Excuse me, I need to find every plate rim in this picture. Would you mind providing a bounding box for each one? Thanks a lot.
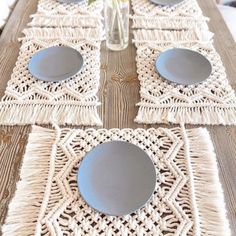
[77,140,157,216]
[149,0,184,6]
[155,47,212,85]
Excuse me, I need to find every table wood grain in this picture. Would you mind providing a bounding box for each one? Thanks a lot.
[0,0,236,234]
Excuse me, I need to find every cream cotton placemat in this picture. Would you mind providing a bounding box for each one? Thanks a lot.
[29,0,104,28]
[0,27,103,126]
[35,0,103,15]
[131,0,203,17]
[2,125,230,235]
[131,0,209,30]
[132,29,236,125]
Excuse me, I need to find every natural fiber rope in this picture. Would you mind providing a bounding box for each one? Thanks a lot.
[131,0,236,124]
[130,0,209,30]
[29,0,104,27]
[2,125,230,235]
[0,0,104,126]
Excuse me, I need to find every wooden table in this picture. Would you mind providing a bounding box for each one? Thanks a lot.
[0,0,236,234]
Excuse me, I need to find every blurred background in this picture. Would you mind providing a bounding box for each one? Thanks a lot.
[217,0,236,41]
[0,0,235,41]
[0,0,17,31]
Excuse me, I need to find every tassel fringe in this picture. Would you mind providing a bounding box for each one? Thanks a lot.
[2,126,57,236]
[131,15,209,30]
[183,126,231,235]
[133,28,214,43]
[21,27,103,41]
[0,102,102,126]
[135,105,236,125]
[28,14,103,28]
[1,126,231,235]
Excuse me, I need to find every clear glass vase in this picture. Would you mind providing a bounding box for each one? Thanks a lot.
[104,0,129,51]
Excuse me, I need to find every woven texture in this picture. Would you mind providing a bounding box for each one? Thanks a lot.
[36,0,103,15]
[2,125,230,235]
[29,0,103,27]
[29,14,103,28]
[131,0,208,29]
[131,13,236,125]
[133,29,236,125]
[0,28,103,125]
[131,0,236,124]
[131,0,203,17]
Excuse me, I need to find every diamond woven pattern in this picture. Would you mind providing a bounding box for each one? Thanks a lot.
[0,28,103,125]
[40,127,194,235]
[3,39,99,102]
[36,0,103,15]
[2,125,230,235]
[131,0,202,17]
[132,29,236,125]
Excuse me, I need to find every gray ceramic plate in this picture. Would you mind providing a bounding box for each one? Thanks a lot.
[150,0,184,6]
[28,46,83,82]
[77,141,156,216]
[156,48,212,85]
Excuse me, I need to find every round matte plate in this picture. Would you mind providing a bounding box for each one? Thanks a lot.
[156,48,212,85]
[150,0,184,6]
[28,46,83,82]
[77,141,156,216]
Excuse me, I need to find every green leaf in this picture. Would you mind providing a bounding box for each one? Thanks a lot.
[88,0,96,5]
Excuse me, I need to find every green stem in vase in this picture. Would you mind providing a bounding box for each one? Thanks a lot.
[88,0,96,4]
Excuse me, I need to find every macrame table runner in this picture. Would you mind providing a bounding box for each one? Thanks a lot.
[2,125,230,235]
[0,27,103,126]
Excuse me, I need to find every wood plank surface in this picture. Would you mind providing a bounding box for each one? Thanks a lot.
[197,1,236,234]
[0,0,236,235]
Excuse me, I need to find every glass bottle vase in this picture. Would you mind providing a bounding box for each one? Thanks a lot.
[104,0,129,51]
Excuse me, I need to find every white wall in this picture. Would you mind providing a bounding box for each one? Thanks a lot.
[217,2,236,41]
[0,0,17,29]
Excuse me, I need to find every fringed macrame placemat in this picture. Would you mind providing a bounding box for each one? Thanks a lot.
[133,29,236,125]
[36,0,103,15]
[2,125,230,235]
[131,0,209,30]
[29,0,104,28]
[131,0,203,17]
[0,27,103,126]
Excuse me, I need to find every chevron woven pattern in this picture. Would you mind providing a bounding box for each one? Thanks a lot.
[2,125,230,235]
[0,27,103,125]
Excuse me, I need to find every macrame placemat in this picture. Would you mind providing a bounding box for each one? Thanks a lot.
[131,0,208,30]
[132,29,236,125]
[29,0,104,28]
[131,0,203,17]
[0,27,103,126]
[2,125,230,235]
[36,0,103,15]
